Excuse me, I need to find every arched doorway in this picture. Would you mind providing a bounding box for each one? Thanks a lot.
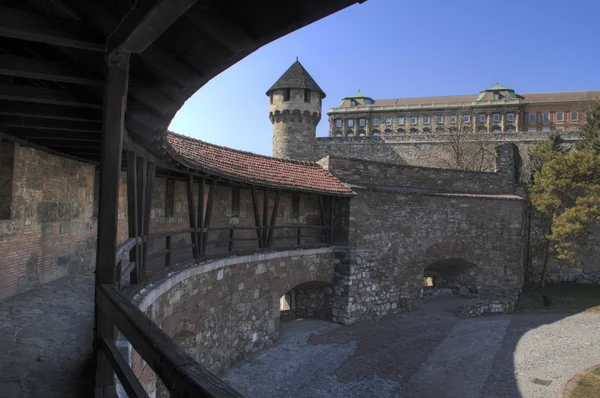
[423,259,478,299]
[279,281,334,321]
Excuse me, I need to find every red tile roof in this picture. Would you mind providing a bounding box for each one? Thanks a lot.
[166,132,354,196]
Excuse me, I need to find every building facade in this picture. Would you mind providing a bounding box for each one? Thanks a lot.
[327,86,600,137]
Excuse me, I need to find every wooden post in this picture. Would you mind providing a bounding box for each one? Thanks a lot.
[330,196,335,243]
[228,228,234,252]
[297,227,301,247]
[202,179,216,255]
[196,176,205,257]
[126,151,139,284]
[165,235,172,268]
[142,162,155,278]
[94,51,129,396]
[266,190,280,247]
[251,187,262,248]
[318,195,329,244]
[135,156,147,283]
[262,189,269,247]
[186,174,198,258]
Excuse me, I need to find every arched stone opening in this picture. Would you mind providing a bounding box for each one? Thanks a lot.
[423,259,478,300]
[279,281,334,322]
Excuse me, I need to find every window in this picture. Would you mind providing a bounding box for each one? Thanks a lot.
[385,118,392,126]
[410,117,417,125]
[493,92,500,100]
[528,128,537,132]
[165,179,175,217]
[423,116,430,125]
[335,119,342,128]
[291,194,300,220]
[557,112,564,122]
[449,115,457,123]
[270,94,273,105]
[398,117,405,125]
[507,113,515,122]
[463,115,470,123]
[493,114,500,122]
[231,187,240,217]
[283,88,290,102]
[359,118,366,127]
[542,127,551,132]
[479,114,487,123]
[571,111,579,121]
[542,112,550,122]
[372,118,380,127]
[304,89,311,103]
[529,113,536,122]
[436,115,443,124]
[348,119,354,127]
[350,100,358,107]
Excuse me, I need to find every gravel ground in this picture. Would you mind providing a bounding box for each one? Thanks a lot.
[223,298,600,398]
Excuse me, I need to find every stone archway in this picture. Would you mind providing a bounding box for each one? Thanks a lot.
[423,259,478,300]
[279,281,334,321]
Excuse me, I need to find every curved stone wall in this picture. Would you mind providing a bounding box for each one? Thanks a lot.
[125,247,337,395]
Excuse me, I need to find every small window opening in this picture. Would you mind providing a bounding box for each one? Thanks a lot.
[291,193,300,220]
[283,88,291,102]
[165,179,175,218]
[232,187,240,217]
[304,89,311,103]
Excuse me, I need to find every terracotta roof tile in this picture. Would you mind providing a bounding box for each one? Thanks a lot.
[166,132,354,196]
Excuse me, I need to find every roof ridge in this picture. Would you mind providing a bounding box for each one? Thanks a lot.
[166,131,322,168]
[372,89,600,102]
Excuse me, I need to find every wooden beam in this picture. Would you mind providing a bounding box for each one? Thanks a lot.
[6,130,100,141]
[318,195,329,244]
[250,187,263,248]
[196,177,205,257]
[126,151,140,285]
[0,83,102,109]
[0,54,103,86]
[107,0,198,54]
[0,101,102,122]
[135,156,147,283]
[94,52,129,395]
[262,189,269,247]
[142,162,156,278]
[330,197,335,243]
[186,174,198,258]
[267,191,281,247]
[0,116,101,132]
[202,180,216,255]
[97,284,243,397]
[0,7,105,51]
[99,338,150,398]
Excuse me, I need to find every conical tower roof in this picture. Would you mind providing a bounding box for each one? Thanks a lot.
[266,60,326,98]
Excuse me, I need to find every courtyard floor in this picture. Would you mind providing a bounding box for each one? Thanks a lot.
[223,298,600,398]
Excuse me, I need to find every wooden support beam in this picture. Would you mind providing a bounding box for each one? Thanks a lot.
[0,54,103,86]
[262,189,269,247]
[142,162,156,279]
[0,101,102,122]
[202,180,216,255]
[266,191,281,247]
[165,236,172,268]
[126,151,140,285]
[107,0,198,55]
[94,52,129,395]
[0,116,101,133]
[251,187,263,249]
[196,177,205,257]
[135,156,147,284]
[99,338,150,398]
[0,7,105,51]
[186,174,198,258]
[0,82,102,109]
[330,197,335,244]
[318,195,330,244]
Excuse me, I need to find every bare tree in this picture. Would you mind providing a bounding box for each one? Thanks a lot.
[436,106,497,171]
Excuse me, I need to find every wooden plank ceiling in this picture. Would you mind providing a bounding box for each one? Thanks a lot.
[0,0,364,164]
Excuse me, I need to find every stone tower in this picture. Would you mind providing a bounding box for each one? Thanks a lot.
[267,60,325,161]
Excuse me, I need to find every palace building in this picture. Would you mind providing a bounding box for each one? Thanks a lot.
[327,86,600,137]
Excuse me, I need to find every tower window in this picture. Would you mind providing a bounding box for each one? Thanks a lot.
[350,100,358,107]
[304,89,311,103]
[283,88,291,102]
[270,94,273,105]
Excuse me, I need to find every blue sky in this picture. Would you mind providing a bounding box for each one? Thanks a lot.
[169,0,600,156]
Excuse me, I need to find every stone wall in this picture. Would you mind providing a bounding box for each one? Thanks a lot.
[127,248,338,396]
[315,131,579,171]
[0,145,98,300]
[319,143,517,195]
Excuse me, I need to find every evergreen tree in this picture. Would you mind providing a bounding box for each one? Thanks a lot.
[576,101,600,154]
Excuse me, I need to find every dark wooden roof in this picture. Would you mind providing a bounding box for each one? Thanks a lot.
[0,0,364,163]
[266,60,326,98]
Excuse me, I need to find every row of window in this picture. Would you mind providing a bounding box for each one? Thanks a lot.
[334,113,517,128]
[335,110,582,128]
[334,126,517,137]
[528,111,578,123]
